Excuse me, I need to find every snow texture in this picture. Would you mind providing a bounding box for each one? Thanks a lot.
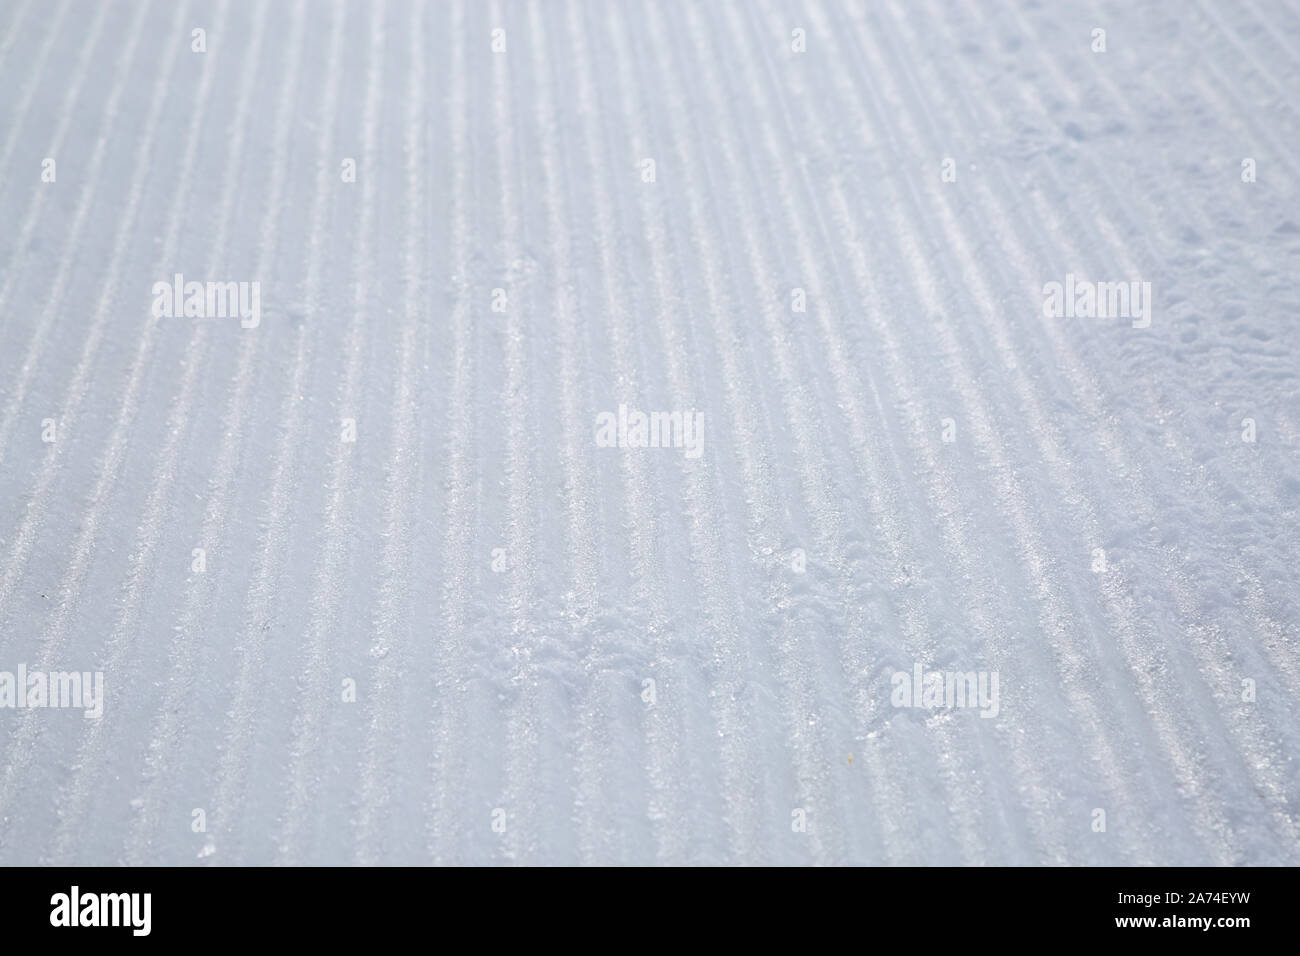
[0,0,1298,866]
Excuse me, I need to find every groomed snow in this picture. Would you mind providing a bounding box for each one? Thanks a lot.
[0,0,1297,865]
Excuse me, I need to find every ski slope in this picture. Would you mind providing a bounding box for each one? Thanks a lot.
[0,0,1298,866]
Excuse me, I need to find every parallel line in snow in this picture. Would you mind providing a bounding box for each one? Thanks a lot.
[733,0,1016,864]
[0,0,115,463]
[1232,564,1300,696]
[525,0,599,617]
[641,0,827,862]
[872,0,1250,861]
[204,0,333,861]
[0,0,38,86]
[1099,1,1300,478]
[0,0,72,223]
[25,0,237,862]
[876,0,1195,863]
[635,0,793,862]
[564,0,679,864]
[493,0,541,865]
[785,0,1060,863]
[977,0,1299,857]
[1242,0,1300,65]
[277,0,386,865]
[683,0,905,865]
[741,7,967,861]
[1192,0,1300,127]
[524,0,621,863]
[111,0,277,866]
[815,0,1149,863]
[814,2,1090,863]
[427,0,474,865]
[1020,0,1299,523]
[0,0,177,642]
[355,0,427,866]
[911,0,1283,859]
[1183,57,1300,187]
[605,1,744,863]
[0,0,192,852]
[493,0,533,646]
[0,0,156,622]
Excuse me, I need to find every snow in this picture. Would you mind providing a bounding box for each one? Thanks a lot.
[0,0,1297,865]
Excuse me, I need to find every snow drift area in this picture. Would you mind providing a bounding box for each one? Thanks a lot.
[0,0,1297,866]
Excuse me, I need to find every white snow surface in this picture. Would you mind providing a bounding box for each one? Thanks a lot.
[1,0,1298,866]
